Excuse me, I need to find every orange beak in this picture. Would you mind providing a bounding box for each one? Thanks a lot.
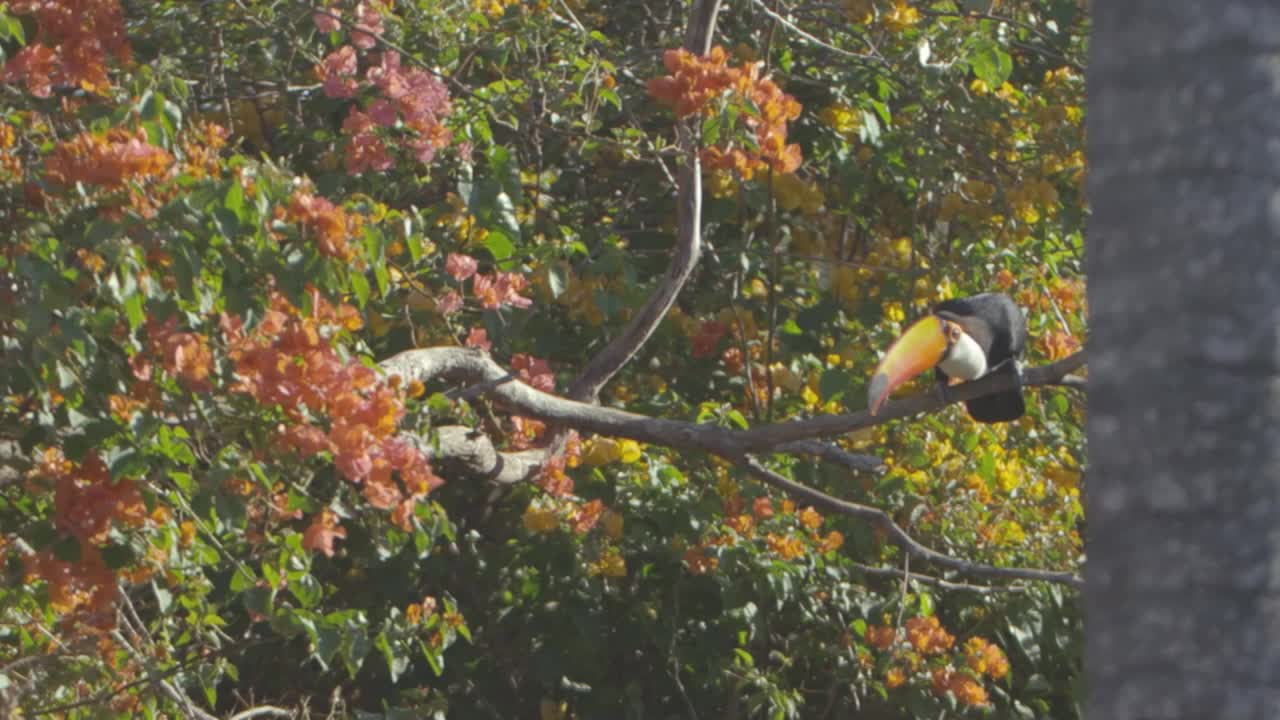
[867,315,948,414]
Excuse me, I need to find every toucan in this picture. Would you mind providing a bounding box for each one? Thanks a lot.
[867,292,1027,423]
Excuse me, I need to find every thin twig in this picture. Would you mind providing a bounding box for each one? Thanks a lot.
[852,563,1028,594]
[740,457,1082,588]
[565,0,724,402]
[751,0,884,63]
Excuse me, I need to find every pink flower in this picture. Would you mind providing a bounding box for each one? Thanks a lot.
[408,136,441,165]
[465,327,491,351]
[336,449,374,482]
[344,132,392,175]
[313,5,341,33]
[368,98,397,127]
[367,51,406,99]
[317,46,359,99]
[512,354,554,392]
[436,291,463,316]
[398,69,451,126]
[473,272,533,310]
[445,253,478,281]
[352,1,385,49]
[342,110,391,175]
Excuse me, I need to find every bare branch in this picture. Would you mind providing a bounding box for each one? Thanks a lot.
[851,563,1029,594]
[1050,374,1087,390]
[777,439,884,473]
[408,425,546,485]
[383,347,1087,457]
[750,0,884,63]
[566,0,723,402]
[383,348,1086,587]
[229,707,295,720]
[740,457,1083,588]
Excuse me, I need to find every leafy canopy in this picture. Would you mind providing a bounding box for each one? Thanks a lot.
[0,0,1086,718]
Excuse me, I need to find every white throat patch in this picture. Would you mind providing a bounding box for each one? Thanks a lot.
[938,330,987,381]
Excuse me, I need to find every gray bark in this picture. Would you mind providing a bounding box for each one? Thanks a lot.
[1087,2,1280,717]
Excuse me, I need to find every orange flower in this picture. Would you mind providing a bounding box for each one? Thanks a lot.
[683,547,719,574]
[45,128,172,188]
[726,513,755,537]
[798,506,823,530]
[865,624,896,650]
[752,497,774,520]
[931,669,990,707]
[905,616,954,655]
[647,45,804,177]
[885,666,907,688]
[284,191,359,261]
[691,321,727,359]
[571,500,605,535]
[302,509,347,557]
[816,530,844,553]
[4,0,130,97]
[965,637,1010,679]
[765,532,806,560]
[1040,329,1080,360]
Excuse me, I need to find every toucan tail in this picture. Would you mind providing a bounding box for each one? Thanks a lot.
[964,390,1025,424]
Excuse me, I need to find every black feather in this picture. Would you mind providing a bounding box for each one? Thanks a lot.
[930,293,1027,424]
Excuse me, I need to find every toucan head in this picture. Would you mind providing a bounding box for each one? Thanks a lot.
[867,313,983,415]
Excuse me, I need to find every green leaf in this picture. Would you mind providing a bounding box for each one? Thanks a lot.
[100,542,137,569]
[1,13,26,44]
[230,567,256,593]
[109,449,149,480]
[349,271,370,308]
[483,229,516,264]
[970,41,1013,87]
[123,291,145,330]
[818,368,853,402]
[918,592,934,617]
[224,178,245,221]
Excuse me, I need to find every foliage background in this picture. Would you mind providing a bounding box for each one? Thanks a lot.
[0,0,1086,717]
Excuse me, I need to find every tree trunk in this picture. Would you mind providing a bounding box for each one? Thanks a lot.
[1087,2,1280,717]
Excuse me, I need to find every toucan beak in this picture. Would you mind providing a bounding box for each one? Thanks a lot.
[868,315,948,414]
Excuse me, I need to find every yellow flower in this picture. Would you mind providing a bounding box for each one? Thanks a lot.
[582,437,622,466]
[883,0,920,32]
[523,505,559,534]
[818,104,863,139]
[618,439,643,464]
[589,548,627,577]
[706,168,737,199]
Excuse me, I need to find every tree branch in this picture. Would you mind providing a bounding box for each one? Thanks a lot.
[777,439,884,473]
[741,457,1083,588]
[383,348,1086,458]
[851,562,1029,595]
[408,425,546,485]
[566,0,723,402]
[383,349,1086,587]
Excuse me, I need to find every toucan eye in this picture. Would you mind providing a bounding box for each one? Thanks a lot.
[947,323,962,341]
